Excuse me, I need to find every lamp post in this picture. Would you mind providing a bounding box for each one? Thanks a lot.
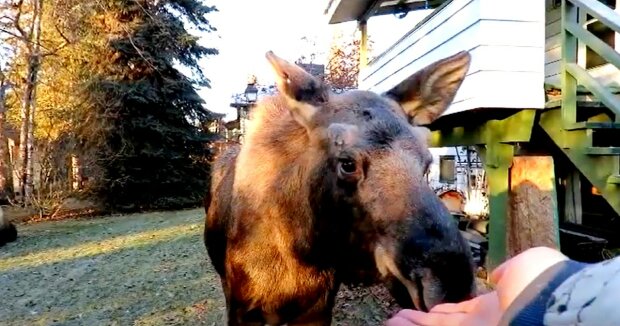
[244,75,259,103]
[237,75,258,143]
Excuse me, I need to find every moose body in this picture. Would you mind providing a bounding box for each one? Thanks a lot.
[205,51,477,325]
[0,211,17,247]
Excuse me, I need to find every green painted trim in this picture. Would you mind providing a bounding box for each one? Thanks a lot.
[566,122,620,130]
[429,110,536,148]
[568,0,620,33]
[565,21,620,70]
[562,0,579,127]
[585,147,620,155]
[540,109,620,216]
[478,144,514,270]
[566,63,620,117]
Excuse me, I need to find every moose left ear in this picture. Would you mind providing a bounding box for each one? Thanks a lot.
[384,51,471,126]
[265,51,329,130]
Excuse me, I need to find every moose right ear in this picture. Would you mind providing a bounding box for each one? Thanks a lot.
[266,51,329,130]
[383,51,471,126]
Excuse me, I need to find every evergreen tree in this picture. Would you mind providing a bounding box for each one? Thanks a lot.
[77,0,219,211]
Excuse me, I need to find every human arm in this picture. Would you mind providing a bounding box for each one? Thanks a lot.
[385,247,587,326]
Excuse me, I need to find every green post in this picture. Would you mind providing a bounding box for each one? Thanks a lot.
[561,0,579,128]
[479,143,514,271]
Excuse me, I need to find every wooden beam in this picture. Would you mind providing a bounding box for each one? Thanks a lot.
[429,110,536,148]
[507,156,561,258]
[358,20,369,70]
[540,109,620,216]
[566,63,620,118]
[568,0,620,33]
[372,0,449,17]
[359,0,383,23]
[566,21,620,70]
[478,143,514,271]
[564,170,583,224]
[562,0,579,127]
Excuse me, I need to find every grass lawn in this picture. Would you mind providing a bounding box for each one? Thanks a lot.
[0,208,398,325]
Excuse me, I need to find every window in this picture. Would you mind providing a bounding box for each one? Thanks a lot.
[439,155,456,184]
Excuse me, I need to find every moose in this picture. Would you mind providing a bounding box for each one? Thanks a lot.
[204,50,477,325]
[0,209,17,247]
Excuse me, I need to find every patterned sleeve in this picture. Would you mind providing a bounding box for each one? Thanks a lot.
[499,260,589,325]
[544,255,620,325]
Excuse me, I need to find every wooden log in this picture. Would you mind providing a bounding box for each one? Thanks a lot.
[507,156,561,258]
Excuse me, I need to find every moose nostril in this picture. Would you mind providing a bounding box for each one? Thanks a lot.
[361,110,372,120]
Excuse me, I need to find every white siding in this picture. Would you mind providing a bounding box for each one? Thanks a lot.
[545,2,562,86]
[359,0,546,116]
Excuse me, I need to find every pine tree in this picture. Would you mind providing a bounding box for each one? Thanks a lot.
[77,0,219,211]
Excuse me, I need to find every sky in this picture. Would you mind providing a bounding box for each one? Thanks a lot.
[196,0,433,121]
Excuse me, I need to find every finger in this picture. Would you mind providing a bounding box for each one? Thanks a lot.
[429,303,465,314]
[385,315,421,326]
[430,293,497,314]
[392,309,467,326]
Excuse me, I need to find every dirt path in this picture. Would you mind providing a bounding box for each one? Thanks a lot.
[0,208,397,325]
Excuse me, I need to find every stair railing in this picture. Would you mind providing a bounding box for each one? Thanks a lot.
[562,0,620,127]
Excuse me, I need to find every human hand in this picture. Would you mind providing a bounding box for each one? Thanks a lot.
[385,292,501,326]
[384,246,570,326]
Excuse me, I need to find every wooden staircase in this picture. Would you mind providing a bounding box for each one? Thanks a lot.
[540,108,620,215]
[539,0,620,216]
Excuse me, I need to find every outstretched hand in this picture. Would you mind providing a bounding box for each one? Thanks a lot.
[385,246,569,326]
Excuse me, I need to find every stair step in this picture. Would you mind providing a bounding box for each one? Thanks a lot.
[566,122,620,130]
[585,147,620,155]
[609,175,620,184]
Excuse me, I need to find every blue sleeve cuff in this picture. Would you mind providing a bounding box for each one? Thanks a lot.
[500,260,589,326]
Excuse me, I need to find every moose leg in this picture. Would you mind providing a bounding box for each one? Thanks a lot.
[287,308,333,326]
[226,305,265,326]
[288,316,332,326]
[288,288,337,326]
[225,295,265,326]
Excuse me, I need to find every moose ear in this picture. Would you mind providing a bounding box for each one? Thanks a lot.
[384,51,471,126]
[266,51,329,130]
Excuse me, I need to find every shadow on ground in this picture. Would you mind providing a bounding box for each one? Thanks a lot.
[0,208,397,325]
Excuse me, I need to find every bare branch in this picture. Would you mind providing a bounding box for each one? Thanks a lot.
[1,26,59,54]
[40,23,74,57]
[54,23,72,44]
[12,0,29,42]
[0,26,26,41]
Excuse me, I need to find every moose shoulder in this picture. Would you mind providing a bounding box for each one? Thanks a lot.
[204,50,476,326]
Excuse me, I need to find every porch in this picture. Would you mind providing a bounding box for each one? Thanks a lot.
[324,0,620,268]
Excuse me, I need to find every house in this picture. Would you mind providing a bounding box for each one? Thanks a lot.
[324,0,620,267]
[228,65,325,142]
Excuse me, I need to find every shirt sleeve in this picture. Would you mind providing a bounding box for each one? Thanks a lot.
[543,255,620,325]
[498,259,589,326]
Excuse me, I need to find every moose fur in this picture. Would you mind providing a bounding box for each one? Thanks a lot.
[0,209,17,247]
[204,50,476,325]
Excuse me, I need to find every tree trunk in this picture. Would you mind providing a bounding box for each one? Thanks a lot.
[25,84,37,198]
[18,0,43,202]
[71,154,82,190]
[0,80,12,201]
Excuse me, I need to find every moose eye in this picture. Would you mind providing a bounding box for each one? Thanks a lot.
[338,158,357,175]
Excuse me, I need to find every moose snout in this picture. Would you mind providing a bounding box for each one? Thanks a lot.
[390,195,476,311]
